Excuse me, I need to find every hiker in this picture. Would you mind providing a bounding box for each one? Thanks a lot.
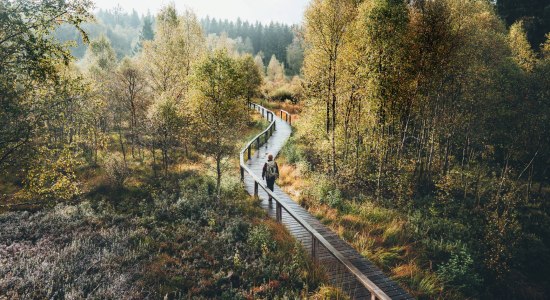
[262,154,279,200]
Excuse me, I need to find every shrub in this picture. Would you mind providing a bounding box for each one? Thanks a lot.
[269,87,294,102]
[23,146,81,202]
[281,136,303,164]
[248,224,275,254]
[437,246,483,295]
[314,177,343,209]
[103,153,130,188]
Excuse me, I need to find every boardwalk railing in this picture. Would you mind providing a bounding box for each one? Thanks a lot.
[280,109,292,125]
[240,103,391,300]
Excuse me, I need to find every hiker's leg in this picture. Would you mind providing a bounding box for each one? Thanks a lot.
[267,179,275,200]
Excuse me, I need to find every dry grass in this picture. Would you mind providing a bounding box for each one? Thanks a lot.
[278,164,296,186]
[392,261,421,279]
[260,100,303,124]
[275,149,447,298]
[310,285,351,300]
[264,218,293,246]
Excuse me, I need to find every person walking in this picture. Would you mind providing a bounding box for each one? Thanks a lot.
[262,154,279,200]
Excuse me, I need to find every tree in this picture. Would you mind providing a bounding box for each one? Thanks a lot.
[286,36,304,75]
[303,0,358,176]
[141,15,155,40]
[141,5,204,100]
[496,0,550,50]
[139,6,204,166]
[191,50,248,198]
[254,53,266,76]
[0,0,91,172]
[238,54,263,103]
[147,96,184,176]
[114,58,147,159]
[509,21,537,72]
[267,54,285,82]
[133,14,155,54]
[81,35,117,77]
[81,36,126,162]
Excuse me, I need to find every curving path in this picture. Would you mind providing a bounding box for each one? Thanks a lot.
[241,105,413,300]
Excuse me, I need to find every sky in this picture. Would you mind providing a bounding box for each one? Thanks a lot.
[92,0,310,25]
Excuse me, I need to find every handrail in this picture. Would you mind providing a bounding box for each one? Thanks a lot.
[280,109,292,125]
[240,103,391,300]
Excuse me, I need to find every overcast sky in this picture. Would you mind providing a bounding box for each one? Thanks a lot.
[92,0,310,25]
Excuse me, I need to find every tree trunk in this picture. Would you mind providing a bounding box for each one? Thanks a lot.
[216,154,222,200]
[151,142,157,177]
[118,128,127,166]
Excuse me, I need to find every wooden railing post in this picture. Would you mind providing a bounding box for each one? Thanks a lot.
[289,115,292,125]
[247,146,251,160]
[256,138,260,150]
[240,166,244,181]
[276,202,282,222]
[254,181,259,198]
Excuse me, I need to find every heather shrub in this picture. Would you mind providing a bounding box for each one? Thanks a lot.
[1,173,324,298]
[103,153,130,188]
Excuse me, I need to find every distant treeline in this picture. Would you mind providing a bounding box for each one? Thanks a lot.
[53,9,301,74]
[201,17,297,69]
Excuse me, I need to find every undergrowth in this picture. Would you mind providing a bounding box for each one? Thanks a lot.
[0,171,327,299]
[277,135,476,300]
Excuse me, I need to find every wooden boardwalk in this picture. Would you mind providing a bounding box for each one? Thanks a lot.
[241,106,413,300]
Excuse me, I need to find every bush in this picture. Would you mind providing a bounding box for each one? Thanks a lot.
[23,146,81,202]
[310,286,350,300]
[437,246,483,295]
[248,224,275,254]
[269,88,295,102]
[281,136,304,164]
[103,153,130,188]
[313,177,343,209]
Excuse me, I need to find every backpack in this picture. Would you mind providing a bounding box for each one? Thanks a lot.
[266,161,278,180]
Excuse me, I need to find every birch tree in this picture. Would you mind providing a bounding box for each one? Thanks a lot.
[191,50,248,198]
